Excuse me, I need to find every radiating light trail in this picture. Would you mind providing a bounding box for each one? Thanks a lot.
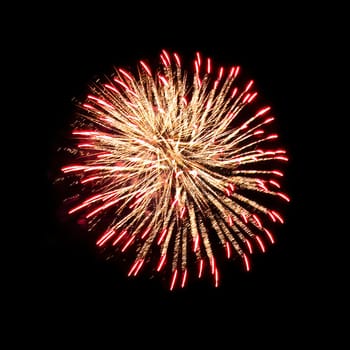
[58,49,290,290]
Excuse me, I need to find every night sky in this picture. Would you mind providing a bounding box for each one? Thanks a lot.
[19,3,344,347]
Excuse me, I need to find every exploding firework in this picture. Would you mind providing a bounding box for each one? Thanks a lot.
[58,49,290,290]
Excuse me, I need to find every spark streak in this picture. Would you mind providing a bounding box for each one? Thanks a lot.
[59,50,289,290]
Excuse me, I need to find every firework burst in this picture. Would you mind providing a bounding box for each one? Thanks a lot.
[58,49,290,290]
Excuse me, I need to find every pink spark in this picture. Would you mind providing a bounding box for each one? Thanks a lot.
[255,106,271,117]
[112,230,127,246]
[269,180,281,188]
[206,58,211,74]
[241,213,248,224]
[198,259,204,278]
[72,130,98,136]
[157,228,168,245]
[87,95,114,108]
[255,236,266,253]
[113,78,137,97]
[133,259,144,276]
[121,236,135,252]
[82,103,95,110]
[263,228,275,244]
[181,269,188,288]
[248,92,258,103]
[252,214,262,228]
[180,207,186,219]
[85,197,120,219]
[272,170,284,177]
[217,67,224,80]
[270,210,284,223]
[170,269,178,291]
[231,87,238,98]
[140,60,152,76]
[268,211,277,222]
[226,241,231,259]
[161,50,171,66]
[104,84,119,93]
[244,80,254,92]
[243,253,250,271]
[275,156,289,161]
[61,165,86,173]
[193,234,200,252]
[242,93,251,104]
[171,198,179,208]
[210,256,216,275]
[228,215,234,226]
[158,74,168,87]
[141,227,151,239]
[78,143,94,148]
[229,66,235,78]
[246,239,253,254]
[157,255,166,272]
[128,259,144,276]
[266,134,278,140]
[196,52,201,67]
[80,176,102,184]
[277,192,290,202]
[215,268,219,287]
[173,53,181,67]
[118,68,134,81]
[234,66,240,78]
[194,60,199,74]
[96,228,116,247]
[263,117,275,124]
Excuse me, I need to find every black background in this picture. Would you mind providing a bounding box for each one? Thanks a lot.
[15,2,345,347]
